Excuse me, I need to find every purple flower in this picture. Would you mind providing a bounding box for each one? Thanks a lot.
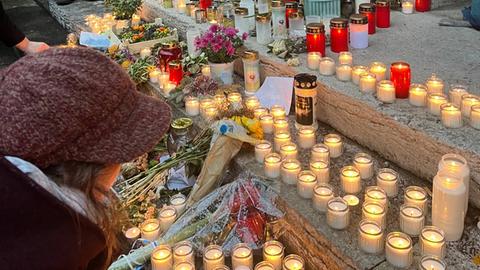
[224,27,238,37]
[242,32,248,40]
[225,40,235,56]
[209,24,220,33]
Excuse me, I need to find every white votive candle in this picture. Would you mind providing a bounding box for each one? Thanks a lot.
[409,84,428,107]
[310,160,329,183]
[159,206,177,232]
[385,232,413,268]
[319,57,336,76]
[201,65,211,77]
[359,73,377,93]
[327,197,350,230]
[158,72,170,89]
[297,170,318,199]
[264,153,282,179]
[461,94,480,117]
[311,143,330,162]
[260,114,274,134]
[324,134,343,158]
[254,107,269,119]
[263,240,284,270]
[426,74,444,94]
[353,152,373,179]
[203,245,225,270]
[343,194,360,207]
[280,142,298,160]
[376,80,396,103]
[281,159,301,185]
[200,97,214,117]
[419,255,446,270]
[174,261,194,270]
[404,186,428,213]
[282,254,304,270]
[428,93,448,116]
[232,243,253,269]
[402,0,413,13]
[151,245,173,270]
[170,193,187,215]
[441,103,462,128]
[307,52,321,70]
[364,186,388,209]
[336,64,353,81]
[173,241,194,265]
[140,47,152,59]
[420,226,446,258]
[227,92,242,104]
[449,84,468,107]
[358,219,384,254]
[352,65,368,85]
[163,82,176,96]
[255,140,273,163]
[369,62,387,81]
[149,69,160,83]
[341,166,361,194]
[376,168,398,197]
[470,104,480,129]
[313,183,334,213]
[185,96,200,116]
[362,201,386,229]
[245,96,261,110]
[298,126,316,149]
[124,226,140,242]
[274,132,291,152]
[255,261,275,270]
[274,118,289,134]
[270,105,287,119]
[338,51,353,66]
[141,219,160,241]
[203,106,218,121]
[400,204,424,236]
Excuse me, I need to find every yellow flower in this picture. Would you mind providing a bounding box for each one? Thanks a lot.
[108,45,119,55]
[121,60,132,69]
[146,65,156,72]
[231,116,263,140]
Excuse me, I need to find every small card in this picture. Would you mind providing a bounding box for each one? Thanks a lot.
[254,76,294,114]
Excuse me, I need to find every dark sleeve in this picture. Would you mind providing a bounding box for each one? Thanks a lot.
[0,2,25,47]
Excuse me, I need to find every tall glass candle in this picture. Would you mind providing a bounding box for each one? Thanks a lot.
[185,96,200,116]
[169,61,183,86]
[186,29,200,57]
[234,8,249,35]
[441,103,462,128]
[352,65,368,85]
[369,62,387,81]
[425,74,444,94]
[404,186,428,213]
[297,170,318,199]
[327,197,350,230]
[282,254,304,270]
[158,72,170,89]
[281,159,301,185]
[307,52,322,70]
[427,93,448,116]
[341,166,361,194]
[359,3,376,34]
[364,186,388,208]
[400,204,424,236]
[349,14,369,49]
[385,232,413,268]
[274,118,289,133]
[376,168,398,197]
[274,132,291,152]
[419,256,446,270]
[242,50,261,94]
[310,160,330,183]
[420,226,446,258]
[170,193,187,215]
[263,240,284,270]
[270,105,287,119]
[409,83,428,106]
[306,23,326,56]
[330,18,349,53]
[390,62,411,98]
[294,73,318,129]
[173,241,194,264]
[285,2,298,28]
[255,140,272,163]
[415,0,431,12]
[354,152,374,179]
[272,1,287,40]
[311,143,330,162]
[449,84,468,107]
[260,114,274,134]
[151,245,173,270]
[358,219,384,254]
[362,201,386,228]
[470,104,480,129]
[359,73,377,93]
[232,243,253,269]
[438,153,470,215]
[141,219,160,241]
[375,0,390,28]
[298,126,316,148]
[376,80,396,103]
[264,153,282,179]
[256,14,273,45]
[461,94,480,117]
[319,57,336,76]
[313,183,334,212]
[280,142,298,160]
[203,245,225,270]
[159,206,177,232]
[158,42,182,72]
[324,134,343,158]
[254,107,269,119]
[336,64,353,82]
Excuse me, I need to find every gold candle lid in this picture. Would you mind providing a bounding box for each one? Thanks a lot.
[375,0,390,7]
[235,7,249,15]
[256,13,271,22]
[161,41,178,49]
[243,50,259,60]
[350,14,368,24]
[330,17,349,28]
[271,0,285,7]
[306,22,325,34]
[359,3,375,12]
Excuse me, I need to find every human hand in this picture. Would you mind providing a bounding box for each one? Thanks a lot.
[16,38,50,54]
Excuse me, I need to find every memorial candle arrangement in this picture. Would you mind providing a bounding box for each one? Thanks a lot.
[297,170,318,199]
[336,64,353,81]
[440,103,462,128]
[352,66,368,85]
[319,57,336,76]
[399,204,425,236]
[281,159,301,185]
[349,14,369,49]
[420,226,446,258]
[409,84,428,106]
[359,73,377,93]
[263,241,284,270]
[310,160,330,183]
[255,140,273,163]
[427,93,448,116]
[151,245,173,270]
[341,166,362,194]
[313,184,334,212]
[448,84,468,106]
[330,18,349,53]
[274,132,291,152]
[359,3,376,34]
[376,168,398,197]
[470,105,480,129]
[203,245,225,270]
[358,219,384,254]
[306,23,326,56]
[260,114,274,134]
[173,241,195,264]
[264,153,282,179]
[294,73,319,129]
[376,80,396,103]
[232,243,254,269]
[375,0,390,28]
[242,50,261,94]
[327,197,350,230]
[362,201,386,229]
[385,232,413,268]
[369,62,387,81]
[461,94,480,117]
[353,152,374,179]
[141,219,160,241]
[390,62,411,98]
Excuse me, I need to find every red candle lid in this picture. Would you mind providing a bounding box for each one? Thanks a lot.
[306,23,325,34]
[330,17,349,28]
[359,3,375,12]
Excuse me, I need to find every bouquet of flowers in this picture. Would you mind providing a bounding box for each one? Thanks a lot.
[194,24,247,64]
[120,23,173,43]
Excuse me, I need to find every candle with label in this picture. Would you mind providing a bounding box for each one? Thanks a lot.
[274,118,289,133]
[359,73,377,93]
[376,168,398,197]
[324,134,343,158]
[428,93,448,115]
[159,206,177,232]
[352,66,368,85]
[461,94,480,117]
[263,240,284,270]
[369,62,387,81]
[404,186,428,212]
[168,61,183,86]
[470,105,480,129]
[358,219,384,254]
[141,219,160,241]
[170,194,187,215]
[298,126,316,148]
[400,204,424,236]
[338,51,353,66]
[184,96,200,116]
[362,201,386,228]
[385,232,413,268]
[343,194,360,207]
[297,170,317,199]
[341,166,361,194]
[364,186,387,209]
[274,132,291,152]
[409,83,428,106]
[232,243,253,269]
[390,62,411,98]
[282,254,304,270]
[281,159,301,185]
[449,84,468,107]
[306,23,326,56]
[260,114,274,134]
[425,74,444,93]
[311,143,330,162]
[319,57,336,76]
[280,142,298,160]
[264,153,282,179]
[440,103,462,128]
[310,160,329,183]
[307,52,322,70]
[327,197,350,230]
[203,245,225,270]
[313,184,334,212]
[255,140,272,163]
[173,241,194,264]
[151,245,173,270]
[377,80,396,103]
[349,14,369,49]
[242,50,261,94]
[353,152,373,179]
[420,226,446,258]
[419,256,446,270]
[415,0,431,12]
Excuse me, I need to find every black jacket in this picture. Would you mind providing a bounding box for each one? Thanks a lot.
[1,2,25,47]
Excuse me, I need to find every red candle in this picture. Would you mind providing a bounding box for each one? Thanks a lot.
[375,0,390,28]
[359,3,376,35]
[168,61,183,85]
[285,2,298,28]
[390,62,411,99]
[199,0,212,9]
[330,18,349,53]
[158,42,182,72]
[306,23,326,56]
[415,0,431,12]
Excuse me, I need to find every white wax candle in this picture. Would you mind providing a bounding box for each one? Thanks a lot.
[310,160,329,183]
[173,261,194,270]
[297,170,318,199]
[184,96,200,116]
[254,107,269,119]
[326,197,350,230]
[203,106,218,121]
[200,98,215,113]
[158,72,170,89]
[369,62,387,81]
[151,245,173,270]
[264,153,282,179]
[255,261,276,270]
[461,94,480,117]
[402,1,413,14]
[419,256,446,270]
[124,226,140,242]
[227,92,242,105]
[323,134,343,158]
[232,243,253,269]
[376,168,398,197]
[201,65,211,77]
[359,73,377,93]
[438,153,470,217]
[203,245,225,270]
[470,104,480,129]
[338,51,353,66]
[358,220,384,254]
[140,47,152,59]
[274,118,289,134]
[353,153,373,179]
[274,132,291,152]
[141,219,160,241]
[270,105,287,119]
[400,204,424,236]
[149,69,160,83]
[404,186,428,213]
[428,93,448,116]
[307,52,321,70]
[362,201,386,229]
[173,241,194,264]
[376,80,396,103]
[409,84,428,106]
[263,240,284,270]
[311,143,330,162]
[385,232,413,268]
[245,96,261,110]
[281,159,301,185]
[449,84,468,107]
[159,206,177,232]
[352,65,368,85]
[131,14,141,27]
[298,126,316,149]
[186,29,200,57]
[260,114,274,134]
[280,142,298,160]
[313,184,334,212]
[336,64,353,82]
[170,194,187,216]
[420,226,446,258]
[343,194,360,207]
[319,57,336,76]
[255,140,272,163]
[441,103,462,128]
[340,166,361,194]
[426,74,444,94]
[282,254,304,270]
[364,186,388,209]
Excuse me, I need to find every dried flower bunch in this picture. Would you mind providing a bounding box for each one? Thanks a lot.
[194,24,247,64]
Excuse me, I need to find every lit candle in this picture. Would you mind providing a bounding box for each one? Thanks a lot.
[448,84,468,107]
[376,168,398,197]
[419,256,446,270]
[326,197,350,230]
[390,62,411,99]
[173,261,194,270]
[173,240,194,264]
[425,74,444,94]
[336,64,353,82]
[376,80,396,103]
[338,51,353,66]
[255,140,272,164]
[402,0,414,14]
[313,184,334,212]
[124,226,140,242]
[159,206,177,232]
[270,105,287,119]
[343,194,360,207]
[274,118,289,134]
[309,160,329,183]
[260,114,274,134]
[420,226,446,258]
[409,83,428,106]
[470,104,480,129]
[263,240,284,270]
[461,94,480,117]
[140,47,152,59]
[163,83,177,96]
[184,96,200,116]
[255,262,275,270]
[280,142,298,160]
[427,93,448,116]
[281,159,301,185]
[141,219,160,241]
[264,153,282,179]
[297,126,316,149]
[362,201,386,229]
[358,219,384,254]
[170,194,187,215]
[400,204,424,236]
[231,243,253,269]
[440,103,462,128]
[245,96,261,110]
[203,245,225,270]
[151,245,173,270]
[307,52,322,70]
[227,92,242,106]
[385,232,413,268]
[369,62,387,81]
[200,98,214,117]
[203,105,218,121]
[340,166,361,194]
[158,72,170,89]
[282,254,304,270]
[437,153,470,216]
[364,186,388,209]
[353,152,373,179]
[352,65,368,85]
[201,65,211,77]
[311,143,330,162]
[149,68,160,83]
[359,73,377,93]
[131,14,141,27]
[319,57,336,76]
[254,107,269,119]
[274,132,291,152]
[323,134,343,158]
[404,186,428,213]
[297,170,318,199]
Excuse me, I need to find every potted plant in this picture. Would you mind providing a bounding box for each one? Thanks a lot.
[195,24,247,85]
[105,0,143,31]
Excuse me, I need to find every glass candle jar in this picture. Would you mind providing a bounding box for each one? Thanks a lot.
[409,83,428,106]
[353,152,373,179]
[231,243,253,269]
[376,168,398,197]
[385,232,413,268]
[169,61,183,85]
[158,42,182,72]
[173,240,194,264]
[437,153,470,216]
[359,3,376,34]
[313,183,334,212]
[349,14,368,49]
[402,0,414,14]
[341,166,361,194]
[390,62,411,98]
[288,12,305,34]
[271,1,287,40]
[199,0,212,9]
[255,140,272,163]
[470,104,480,129]
[285,2,298,28]
[280,142,298,160]
[260,114,274,134]
[343,194,360,207]
[256,14,273,45]
[352,65,368,85]
[158,206,177,232]
[425,73,444,93]
[263,240,284,270]
[274,117,289,133]
[369,61,387,81]
[151,245,173,270]
[186,3,195,17]
[245,96,260,111]
[311,143,330,162]
[375,0,390,28]
[420,226,446,258]
[427,93,448,116]
[404,186,428,213]
[234,7,250,36]
[281,159,301,185]
[376,80,396,103]
[319,57,336,76]
[306,23,326,56]
[282,254,304,270]
[264,153,282,179]
[362,201,386,229]
[297,170,318,199]
[449,84,468,107]
[254,107,269,118]
[239,0,255,31]
[336,64,352,81]
[203,245,225,270]
[227,92,242,105]
[326,197,350,230]
[461,94,480,117]
[415,0,431,12]
[307,52,321,70]
[440,103,462,128]
[323,134,343,158]
[294,73,318,129]
[358,219,384,254]
[271,105,287,119]
[330,18,349,53]
[359,73,377,93]
[195,9,208,23]
[338,51,353,66]
[310,160,330,183]
[141,219,160,241]
[364,186,388,208]
[400,204,425,236]
[242,50,261,94]
[170,193,187,216]
[298,126,316,148]
[419,256,446,270]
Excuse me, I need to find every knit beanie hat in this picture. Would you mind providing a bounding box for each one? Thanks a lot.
[0,47,172,168]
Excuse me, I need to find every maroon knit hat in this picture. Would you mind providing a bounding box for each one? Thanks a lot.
[0,47,172,168]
